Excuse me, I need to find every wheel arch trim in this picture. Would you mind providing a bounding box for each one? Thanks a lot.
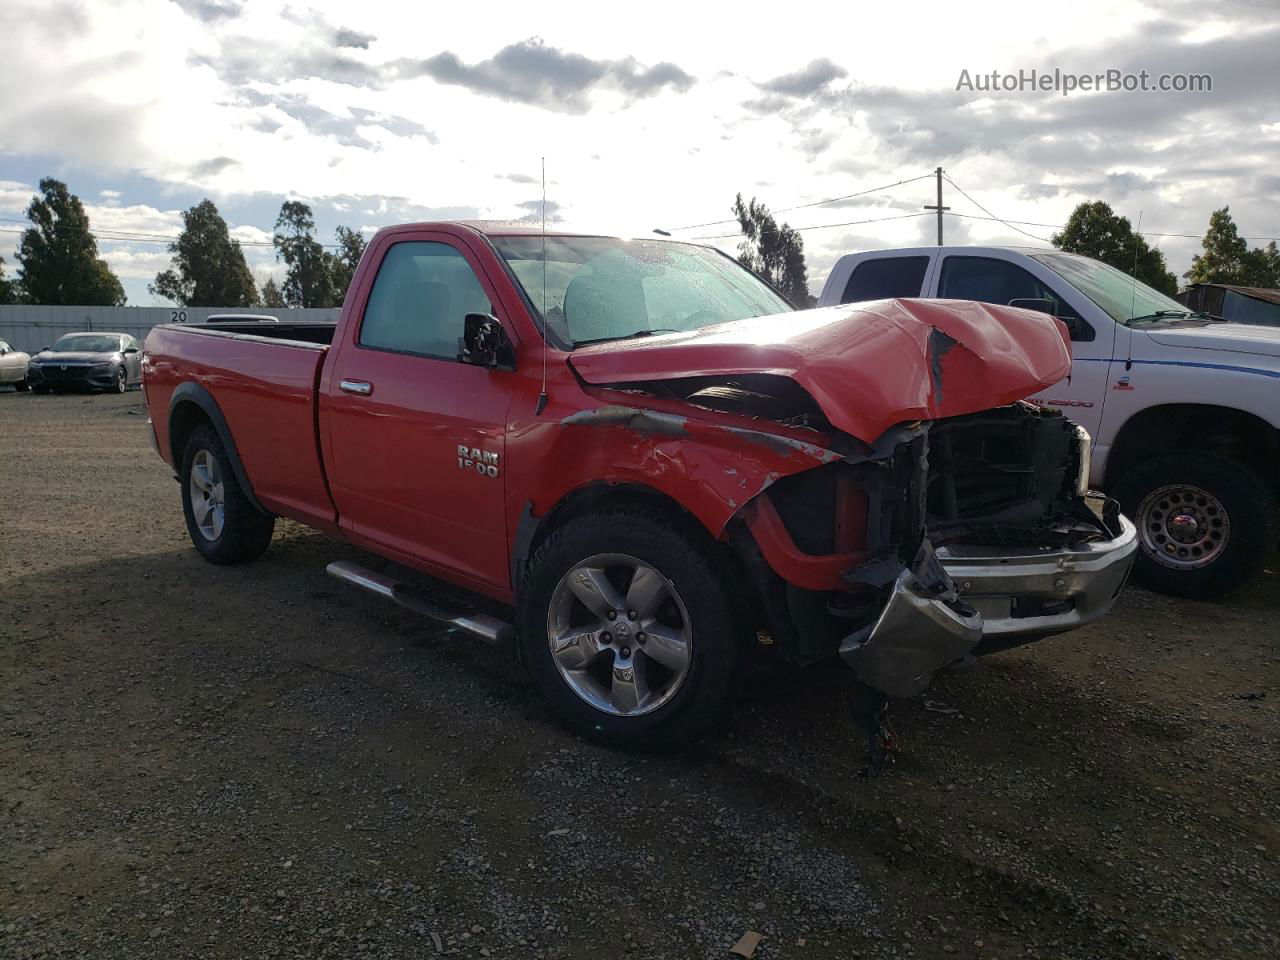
[167,381,269,515]
[1104,402,1280,495]
[513,482,706,599]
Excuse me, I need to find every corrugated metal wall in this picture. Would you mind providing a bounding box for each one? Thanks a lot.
[0,305,341,352]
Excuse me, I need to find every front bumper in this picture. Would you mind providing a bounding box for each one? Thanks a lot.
[28,364,117,389]
[839,515,1137,697]
[938,514,1137,648]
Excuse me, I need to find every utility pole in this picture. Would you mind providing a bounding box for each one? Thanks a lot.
[923,166,950,245]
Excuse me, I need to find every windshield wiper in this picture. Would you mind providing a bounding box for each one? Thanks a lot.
[1126,309,1194,324]
[574,328,682,346]
[1127,309,1227,324]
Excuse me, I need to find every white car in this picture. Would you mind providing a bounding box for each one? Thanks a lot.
[819,246,1279,598]
[0,339,30,390]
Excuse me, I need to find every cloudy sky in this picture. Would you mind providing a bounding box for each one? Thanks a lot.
[1,0,1277,305]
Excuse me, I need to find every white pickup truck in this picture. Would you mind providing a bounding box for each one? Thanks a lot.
[818,246,1279,598]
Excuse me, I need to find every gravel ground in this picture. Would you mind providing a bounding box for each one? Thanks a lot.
[1,389,1277,960]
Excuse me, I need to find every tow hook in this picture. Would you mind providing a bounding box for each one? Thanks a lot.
[853,685,898,777]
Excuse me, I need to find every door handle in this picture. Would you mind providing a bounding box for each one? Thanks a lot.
[339,379,373,396]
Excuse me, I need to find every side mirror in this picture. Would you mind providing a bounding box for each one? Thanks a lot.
[0,346,8,355]
[123,347,139,354]
[458,314,515,371]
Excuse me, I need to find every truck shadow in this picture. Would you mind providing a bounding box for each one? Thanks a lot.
[6,524,1270,784]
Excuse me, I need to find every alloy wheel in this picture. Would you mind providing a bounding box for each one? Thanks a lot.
[189,449,226,541]
[546,553,694,717]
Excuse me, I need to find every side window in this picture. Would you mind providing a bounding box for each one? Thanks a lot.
[359,242,493,359]
[840,256,930,303]
[938,256,1092,341]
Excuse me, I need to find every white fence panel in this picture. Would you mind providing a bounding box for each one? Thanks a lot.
[0,305,340,352]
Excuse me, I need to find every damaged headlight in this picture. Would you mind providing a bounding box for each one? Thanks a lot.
[1073,424,1092,496]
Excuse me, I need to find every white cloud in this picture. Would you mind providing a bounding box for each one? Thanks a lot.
[0,0,1275,302]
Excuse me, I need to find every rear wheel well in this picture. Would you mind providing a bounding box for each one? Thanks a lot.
[168,400,213,465]
[1105,404,1280,496]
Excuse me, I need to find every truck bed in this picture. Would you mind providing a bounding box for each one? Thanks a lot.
[143,323,338,532]
[198,320,337,345]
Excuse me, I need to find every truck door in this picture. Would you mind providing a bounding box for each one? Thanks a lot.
[930,253,1112,440]
[321,234,517,592]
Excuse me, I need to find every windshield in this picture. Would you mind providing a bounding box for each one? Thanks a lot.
[1032,252,1187,324]
[49,335,122,353]
[491,236,793,346]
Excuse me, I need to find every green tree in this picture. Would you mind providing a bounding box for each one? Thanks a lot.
[1185,206,1254,285]
[0,255,18,304]
[327,225,367,304]
[149,199,257,306]
[1050,201,1177,296]
[259,276,286,308]
[16,178,126,305]
[1243,240,1280,288]
[732,194,813,306]
[273,201,335,307]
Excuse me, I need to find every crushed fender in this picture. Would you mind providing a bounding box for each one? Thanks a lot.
[559,405,688,436]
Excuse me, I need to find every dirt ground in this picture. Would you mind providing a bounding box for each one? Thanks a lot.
[1,389,1277,960]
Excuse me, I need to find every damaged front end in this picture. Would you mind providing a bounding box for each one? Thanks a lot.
[725,400,1135,699]
[840,540,982,698]
[562,299,1136,700]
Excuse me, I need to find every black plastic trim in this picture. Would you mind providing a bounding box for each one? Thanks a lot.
[167,382,270,515]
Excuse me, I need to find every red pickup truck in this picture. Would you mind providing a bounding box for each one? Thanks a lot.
[142,221,1137,749]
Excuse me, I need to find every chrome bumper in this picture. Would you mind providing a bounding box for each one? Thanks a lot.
[938,514,1137,643]
[839,516,1137,697]
[840,568,982,697]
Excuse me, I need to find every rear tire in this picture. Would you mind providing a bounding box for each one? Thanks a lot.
[1114,451,1274,599]
[517,510,748,750]
[180,423,274,565]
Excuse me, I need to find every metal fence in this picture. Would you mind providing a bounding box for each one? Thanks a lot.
[0,305,340,353]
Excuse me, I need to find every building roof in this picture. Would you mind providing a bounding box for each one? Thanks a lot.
[1183,283,1280,306]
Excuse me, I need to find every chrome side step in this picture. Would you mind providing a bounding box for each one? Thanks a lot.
[326,560,514,645]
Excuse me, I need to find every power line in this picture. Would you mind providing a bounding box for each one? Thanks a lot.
[3,200,1276,252]
[693,211,931,241]
[941,174,1053,243]
[0,221,336,248]
[667,172,935,232]
[942,211,1280,243]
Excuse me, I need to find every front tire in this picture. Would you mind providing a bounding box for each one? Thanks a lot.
[32,384,49,395]
[113,367,127,393]
[1115,452,1275,599]
[518,510,748,750]
[180,424,274,565]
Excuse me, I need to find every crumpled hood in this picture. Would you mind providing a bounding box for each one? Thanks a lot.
[1143,322,1280,359]
[568,298,1071,443]
[34,351,119,363]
